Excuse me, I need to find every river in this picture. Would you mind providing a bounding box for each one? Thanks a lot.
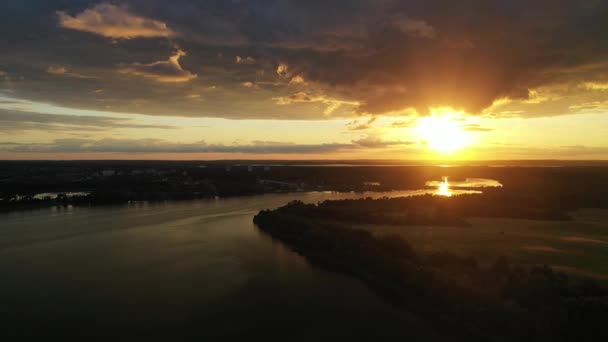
[0,191,447,340]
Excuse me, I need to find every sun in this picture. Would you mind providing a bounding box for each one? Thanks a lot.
[414,112,472,154]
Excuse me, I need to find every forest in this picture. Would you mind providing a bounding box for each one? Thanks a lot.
[254,199,608,341]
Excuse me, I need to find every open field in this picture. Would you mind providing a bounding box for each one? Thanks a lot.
[255,201,608,341]
[354,208,608,280]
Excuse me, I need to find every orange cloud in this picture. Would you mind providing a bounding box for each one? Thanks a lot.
[277,63,289,76]
[57,3,174,39]
[235,56,256,64]
[240,81,259,89]
[582,82,608,91]
[118,49,197,83]
[273,92,359,115]
[46,65,95,79]
[289,74,307,85]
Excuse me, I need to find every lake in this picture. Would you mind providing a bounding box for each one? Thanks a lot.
[1,191,449,340]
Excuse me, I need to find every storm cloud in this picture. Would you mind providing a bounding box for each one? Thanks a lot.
[1,0,608,119]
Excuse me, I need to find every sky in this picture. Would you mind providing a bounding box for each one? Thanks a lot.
[1,0,608,160]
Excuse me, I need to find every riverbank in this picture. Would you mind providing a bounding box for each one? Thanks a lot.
[254,199,608,342]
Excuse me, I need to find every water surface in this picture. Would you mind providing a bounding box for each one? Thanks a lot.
[1,191,446,340]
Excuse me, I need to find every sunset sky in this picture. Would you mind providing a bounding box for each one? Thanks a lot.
[1,0,608,160]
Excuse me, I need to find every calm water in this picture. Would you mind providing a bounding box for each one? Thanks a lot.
[0,191,449,340]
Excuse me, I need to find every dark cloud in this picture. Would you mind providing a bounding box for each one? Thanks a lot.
[274,0,608,115]
[1,0,608,118]
[0,109,176,132]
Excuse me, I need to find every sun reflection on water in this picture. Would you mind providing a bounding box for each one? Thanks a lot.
[436,177,452,197]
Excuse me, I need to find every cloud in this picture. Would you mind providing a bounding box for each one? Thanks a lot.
[582,82,608,91]
[235,56,256,64]
[289,74,307,85]
[46,65,67,75]
[0,136,415,154]
[347,117,377,131]
[391,120,415,128]
[261,1,608,116]
[274,92,313,104]
[276,63,289,77]
[57,3,174,39]
[47,65,95,79]
[460,124,495,132]
[351,137,415,148]
[118,49,197,82]
[274,92,359,115]
[4,1,608,120]
[0,138,347,154]
[185,94,202,99]
[568,100,608,111]
[470,143,608,159]
[558,145,608,156]
[0,109,176,133]
[240,81,258,89]
[391,15,437,39]
[276,63,307,85]
[0,69,15,82]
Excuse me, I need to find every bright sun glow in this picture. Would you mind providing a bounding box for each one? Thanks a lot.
[415,112,472,154]
[436,177,452,197]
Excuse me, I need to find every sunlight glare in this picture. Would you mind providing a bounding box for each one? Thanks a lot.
[436,177,452,197]
[415,111,472,154]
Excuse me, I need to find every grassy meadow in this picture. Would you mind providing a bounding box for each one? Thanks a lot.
[354,209,608,280]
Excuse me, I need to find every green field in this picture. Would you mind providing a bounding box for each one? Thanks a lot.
[354,209,608,280]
